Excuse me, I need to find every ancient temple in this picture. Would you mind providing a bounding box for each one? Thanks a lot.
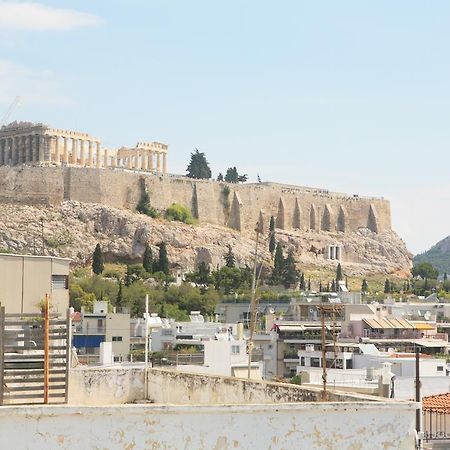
[0,121,168,174]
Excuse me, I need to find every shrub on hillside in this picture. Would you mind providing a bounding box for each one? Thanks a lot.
[165,203,196,224]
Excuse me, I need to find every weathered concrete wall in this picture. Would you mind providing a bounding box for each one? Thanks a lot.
[146,368,390,404]
[69,366,395,406]
[68,367,145,405]
[0,166,391,234]
[0,402,418,449]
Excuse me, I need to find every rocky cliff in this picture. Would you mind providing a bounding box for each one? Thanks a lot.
[0,201,411,276]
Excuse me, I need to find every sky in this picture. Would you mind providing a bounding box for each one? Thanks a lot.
[0,1,449,255]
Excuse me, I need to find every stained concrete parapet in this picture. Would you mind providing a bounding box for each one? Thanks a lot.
[0,401,418,449]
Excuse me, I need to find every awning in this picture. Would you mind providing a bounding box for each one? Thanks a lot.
[411,322,434,331]
[363,318,414,330]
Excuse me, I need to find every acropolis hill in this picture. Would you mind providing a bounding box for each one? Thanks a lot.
[0,121,411,275]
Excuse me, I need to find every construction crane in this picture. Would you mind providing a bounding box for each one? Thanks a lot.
[0,96,21,127]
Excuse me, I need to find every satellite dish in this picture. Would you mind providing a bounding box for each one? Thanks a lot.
[424,311,431,321]
[307,298,312,303]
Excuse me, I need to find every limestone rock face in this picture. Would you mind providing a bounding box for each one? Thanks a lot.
[0,201,412,276]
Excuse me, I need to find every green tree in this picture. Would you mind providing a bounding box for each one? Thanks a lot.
[299,272,306,290]
[92,243,104,275]
[384,279,391,294]
[143,244,153,273]
[224,245,236,268]
[336,263,343,281]
[197,261,210,285]
[412,262,439,280]
[282,248,299,288]
[116,280,124,308]
[157,242,170,274]
[331,279,336,292]
[270,242,285,285]
[186,149,211,179]
[361,279,368,294]
[307,278,311,291]
[136,181,159,218]
[224,167,239,183]
[444,272,448,281]
[268,216,276,257]
[217,173,224,182]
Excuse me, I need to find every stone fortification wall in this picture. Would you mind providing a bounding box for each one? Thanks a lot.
[0,166,391,234]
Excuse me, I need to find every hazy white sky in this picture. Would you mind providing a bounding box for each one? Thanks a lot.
[1,1,449,254]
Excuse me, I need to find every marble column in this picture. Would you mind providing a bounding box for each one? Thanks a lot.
[63,137,69,164]
[54,136,61,164]
[11,136,17,165]
[71,138,77,164]
[80,140,85,166]
[103,149,109,168]
[38,136,45,162]
[88,141,94,167]
[148,151,154,171]
[156,152,161,173]
[127,157,132,169]
[162,153,167,174]
[142,151,148,171]
[26,135,32,162]
[32,135,39,162]
[0,139,4,165]
[96,142,101,168]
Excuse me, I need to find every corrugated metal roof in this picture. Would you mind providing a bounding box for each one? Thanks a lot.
[362,318,414,329]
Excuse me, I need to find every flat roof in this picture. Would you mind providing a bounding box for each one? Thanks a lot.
[0,252,71,262]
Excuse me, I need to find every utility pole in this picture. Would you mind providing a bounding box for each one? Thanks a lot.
[415,346,421,435]
[40,218,45,255]
[247,223,260,379]
[144,294,149,399]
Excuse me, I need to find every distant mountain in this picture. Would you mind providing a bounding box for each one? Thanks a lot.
[413,236,450,276]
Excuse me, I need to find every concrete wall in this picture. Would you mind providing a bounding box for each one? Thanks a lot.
[0,402,417,449]
[0,165,392,234]
[68,367,145,405]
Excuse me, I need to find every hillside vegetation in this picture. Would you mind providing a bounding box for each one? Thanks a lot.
[413,236,450,276]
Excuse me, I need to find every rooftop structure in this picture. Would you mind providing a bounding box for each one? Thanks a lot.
[0,253,70,314]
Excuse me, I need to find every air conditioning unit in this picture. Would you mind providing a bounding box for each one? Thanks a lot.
[305,344,315,352]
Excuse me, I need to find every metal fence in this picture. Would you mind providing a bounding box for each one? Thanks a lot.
[0,303,71,405]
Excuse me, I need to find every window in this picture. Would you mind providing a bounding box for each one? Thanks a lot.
[311,357,320,368]
[112,336,123,342]
[52,275,68,289]
[437,366,444,372]
[300,357,305,366]
[232,345,240,355]
[97,319,103,328]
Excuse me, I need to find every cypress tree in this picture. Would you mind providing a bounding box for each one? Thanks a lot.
[282,248,299,288]
[307,278,311,291]
[116,280,123,308]
[444,273,448,281]
[143,243,153,273]
[157,242,169,274]
[300,272,306,290]
[331,279,336,292]
[336,263,343,281]
[92,243,104,275]
[224,245,236,268]
[268,216,276,257]
[361,279,368,293]
[384,279,391,294]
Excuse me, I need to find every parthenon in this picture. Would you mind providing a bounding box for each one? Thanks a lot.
[0,121,168,174]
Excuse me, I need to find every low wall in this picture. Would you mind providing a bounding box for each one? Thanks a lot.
[69,366,395,405]
[68,367,145,405]
[0,402,418,449]
[146,367,384,404]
